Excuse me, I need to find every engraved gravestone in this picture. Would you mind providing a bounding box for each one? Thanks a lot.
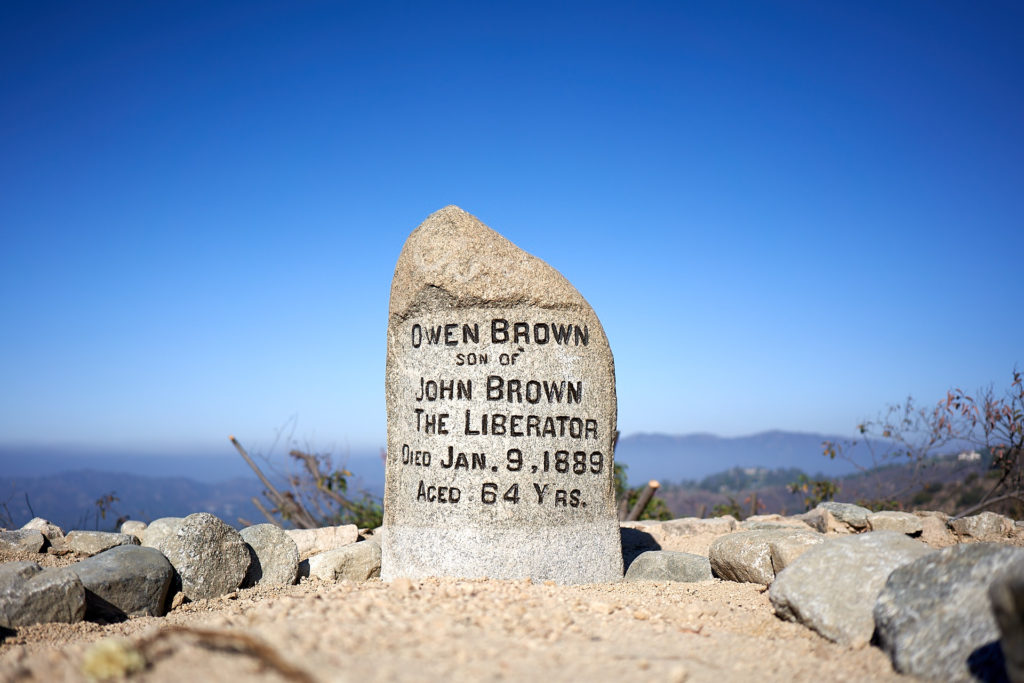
[382,206,623,584]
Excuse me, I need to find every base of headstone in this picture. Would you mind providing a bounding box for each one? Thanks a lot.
[381,521,623,584]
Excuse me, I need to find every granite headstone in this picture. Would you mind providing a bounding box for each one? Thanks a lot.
[382,206,622,584]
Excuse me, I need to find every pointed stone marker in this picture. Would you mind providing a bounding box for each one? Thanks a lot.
[382,206,623,584]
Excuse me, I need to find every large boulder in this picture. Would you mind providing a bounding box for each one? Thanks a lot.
[306,541,381,582]
[709,529,823,585]
[66,531,138,557]
[874,543,1024,681]
[155,513,250,600]
[623,551,712,582]
[990,562,1024,683]
[240,524,300,587]
[0,561,86,627]
[67,545,174,619]
[769,531,933,647]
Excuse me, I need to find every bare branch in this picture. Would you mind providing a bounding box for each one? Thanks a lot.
[952,491,1024,520]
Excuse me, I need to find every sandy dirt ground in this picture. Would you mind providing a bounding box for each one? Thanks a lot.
[0,533,913,683]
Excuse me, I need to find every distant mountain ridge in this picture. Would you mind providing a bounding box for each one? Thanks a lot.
[0,470,265,532]
[615,430,864,486]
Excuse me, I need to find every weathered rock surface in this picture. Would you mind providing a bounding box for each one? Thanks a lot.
[0,530,46,553]
[874,543,1024,681]
[285,525,359,561]
[155,513,250,600]
[623,551,713,582]
[66,531,138,557]
[989,562,1024,683]
[709,529,823,585]
[140,517,183,549]
[382,206,622,584]
[867,511,923,536]
[769,531,933,647]
[241,524,300,586]
[66,545,174,619]
[307,541,382,582]
[120,521,147,541]
[951,511,1015,542]
[0,561,86,627]
[768,532,827,573]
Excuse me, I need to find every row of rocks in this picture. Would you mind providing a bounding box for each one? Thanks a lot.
[1,513,380,629]
[621,505,1024,681]
[5,505,1023,680]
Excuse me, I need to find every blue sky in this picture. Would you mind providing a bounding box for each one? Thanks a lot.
[1,1,1021,461]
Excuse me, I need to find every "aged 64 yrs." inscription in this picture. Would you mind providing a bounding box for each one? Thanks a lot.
[381,206,623,584]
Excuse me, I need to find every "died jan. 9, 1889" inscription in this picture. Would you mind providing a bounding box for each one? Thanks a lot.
[381,206,623,584]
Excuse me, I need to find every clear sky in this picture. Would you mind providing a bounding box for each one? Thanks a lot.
[1,1,1021,460]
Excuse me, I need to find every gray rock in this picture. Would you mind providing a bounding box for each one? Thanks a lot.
[241,524,299,586]
[990,562,1024,683]
[285,525,359,561]
[874,543,1024,681]
[818,501,872,529]
[120,521,147,541]
[66,531,138,557]
[21,518,66,550]
[381,206,623,584]
[140,517,183,549]
[66,545,173,619]
[867,511,923,535]
[623,551,713,582]
[155,513,250,600]
[951,511,1015,542]
[0,530,46,553]
[709,529,823,585]
[307,541,382,582]
[769,531,933,647]
[0,561,86,627]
